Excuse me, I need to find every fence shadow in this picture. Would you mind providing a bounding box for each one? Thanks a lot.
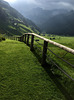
[32,49,73,100]
[17,33,74,100]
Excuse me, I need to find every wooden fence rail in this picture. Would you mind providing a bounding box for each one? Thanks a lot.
[16,33,74,81]
[26,33,74,54]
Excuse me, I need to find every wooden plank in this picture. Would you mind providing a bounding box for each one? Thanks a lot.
[24,33,74,54]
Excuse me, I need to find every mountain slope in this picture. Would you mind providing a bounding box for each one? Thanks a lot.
[20,7,74,36]
[0,0,40,36]
[23,7,68,27]
[41,10,74,36]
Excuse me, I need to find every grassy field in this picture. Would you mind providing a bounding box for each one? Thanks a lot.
[45,35,74,48]
[33,35,74,77]
[0,39,68,100]
[31,35,74,99]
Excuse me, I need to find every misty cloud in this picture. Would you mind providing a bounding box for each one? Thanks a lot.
[34,0,74,10]
[8,0,74,10]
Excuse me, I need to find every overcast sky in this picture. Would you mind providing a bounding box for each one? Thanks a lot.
[5,0,74,10]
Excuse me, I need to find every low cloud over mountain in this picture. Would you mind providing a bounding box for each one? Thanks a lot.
[8,0,74,10]
[4,0,74,36]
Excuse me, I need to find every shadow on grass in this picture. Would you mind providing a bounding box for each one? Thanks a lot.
[32,49,73,100]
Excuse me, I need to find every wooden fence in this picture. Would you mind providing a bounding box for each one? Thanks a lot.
[16,33,74,81]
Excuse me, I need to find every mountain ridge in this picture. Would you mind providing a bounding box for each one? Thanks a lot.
[0,0,40,36]
[21,7,68,26]
[41,10,74,36]
[18,7,74,36]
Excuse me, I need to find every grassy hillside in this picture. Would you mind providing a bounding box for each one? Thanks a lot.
[0,39,67,100]
[0,0,40,36]
[41,10,74,36]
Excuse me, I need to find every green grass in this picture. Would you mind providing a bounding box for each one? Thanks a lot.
[32,35,74,99]
[0,39,66,100]
[33,35,74,77]
[19,24,34,33]
[0,34,5,41]
[46,36,74,48]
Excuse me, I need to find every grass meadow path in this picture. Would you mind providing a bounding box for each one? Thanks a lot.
[0,40,66,100]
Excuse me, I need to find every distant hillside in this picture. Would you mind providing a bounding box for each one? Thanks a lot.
[0,0,40,36]
[23,7,68,27]
[41,10,74,36]
[20,7,74,36]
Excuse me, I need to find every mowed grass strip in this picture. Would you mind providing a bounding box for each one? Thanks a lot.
[0,40,65,100]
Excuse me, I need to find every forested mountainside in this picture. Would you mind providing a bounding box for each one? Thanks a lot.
[24,7,68,27]
[0,0,40,36]
[22,7,74,36]
[41,10,74,36]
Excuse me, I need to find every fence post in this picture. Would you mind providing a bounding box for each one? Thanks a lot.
[18,37,20,41]
[19,36,21,41]
[30,35,34,51]
[27,34,30,45]
[15,37,17,40]
[25,34,27,43]
[18,37,21,41]
[20,36,22,41]
[21,35,24,42]
[16,37,17,40]
[41,41,48,66]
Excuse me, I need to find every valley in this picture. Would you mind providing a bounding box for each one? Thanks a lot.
[0,0,74,100]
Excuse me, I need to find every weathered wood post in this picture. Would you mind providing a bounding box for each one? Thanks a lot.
[17,37,19,41]
[16,37,17,41]
[24,34,27,43]
[20,36,22,41]
[18,37,20,41]
[21,35,24,42]
[41,41,48,66]
[16,37,18,41]
[13,36,15,40]
[30,35,34,51]
[15,37,17,40]
[27,34,30,45]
